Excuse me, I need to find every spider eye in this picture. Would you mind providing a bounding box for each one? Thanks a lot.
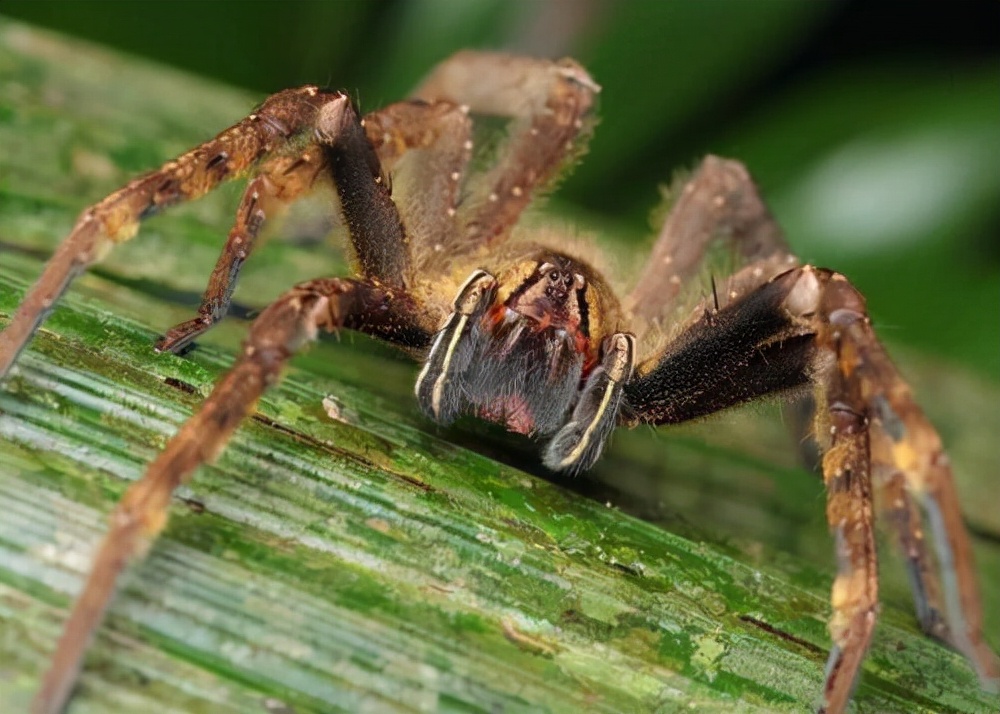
[548,270,561,283]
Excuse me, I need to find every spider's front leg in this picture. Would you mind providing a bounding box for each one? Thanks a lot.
[27,89,430,714]
[2,80,441,361]
[807,271,999,710]
[31,276,429,714]
[621,265,998,712]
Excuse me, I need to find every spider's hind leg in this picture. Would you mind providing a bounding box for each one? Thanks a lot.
[412,51,599,250]
[625,155,796,333]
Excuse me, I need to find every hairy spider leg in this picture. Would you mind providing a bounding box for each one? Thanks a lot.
[30,277,429,714]
[621,265,998,713]
[161,96,477,352]
[822,278,1000,695]
[625,155,795,335]
[28,91,441,714]
[876,469,949,638]
[0,86,335,374]
[624,155,822,479]
[412,51,599,251]
[811,273,879,714]
[622,268,815,425]
[362,100,471,267]
[155,159,325,352]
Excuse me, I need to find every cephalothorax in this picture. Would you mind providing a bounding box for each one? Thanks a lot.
[0,51,996,714]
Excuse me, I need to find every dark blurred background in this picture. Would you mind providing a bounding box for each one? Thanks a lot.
[2,0,999,376]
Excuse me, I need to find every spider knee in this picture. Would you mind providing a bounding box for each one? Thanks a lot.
[821,273,869,327]
[314,94,353,144]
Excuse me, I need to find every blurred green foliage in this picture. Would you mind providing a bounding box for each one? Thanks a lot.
[2,0,998,376]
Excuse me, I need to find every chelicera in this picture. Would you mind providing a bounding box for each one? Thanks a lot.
[0,51,996,714]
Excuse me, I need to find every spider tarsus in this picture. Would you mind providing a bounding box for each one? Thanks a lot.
[154,317,212,354]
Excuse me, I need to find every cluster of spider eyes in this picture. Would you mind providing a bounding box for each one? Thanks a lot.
[543,268,584,291]
[547,270,573,287]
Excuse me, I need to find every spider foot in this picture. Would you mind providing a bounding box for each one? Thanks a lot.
[154,315,215,354]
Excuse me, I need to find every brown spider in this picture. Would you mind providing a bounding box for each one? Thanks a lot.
[0,51,996,714]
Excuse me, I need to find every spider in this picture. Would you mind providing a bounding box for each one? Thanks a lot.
[0,51,996,714]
